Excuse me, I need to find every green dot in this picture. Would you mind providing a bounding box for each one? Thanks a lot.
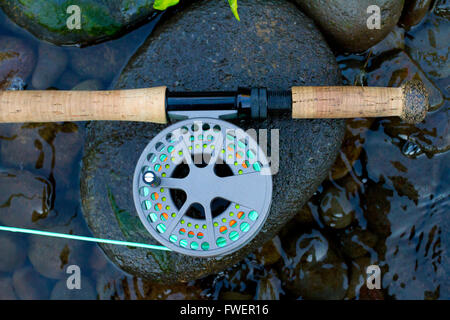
[234,161,238,166]
[221,149,225,154]
[238,170,243,175]
[169,235,177,243]
[147,213,157,223]
[160,188,165,193]
[240,222,250,232]
[190,242,199,250]
[162,197,166,202]
[222,218,227,223]
[165,164,170,169]
[187,222,192,227]
[195,144,200,149]
[162,173,167,177]
[139,187,149,197]
[214,222,219,227]
[166,205,170,210]
[156,224,166,233]
[203,144,207,148]
[189,146,193,150]
[229,231,239,241]
[181,220,185,224]
[235,204,240,209]
[229,212,234,217]
[180,239,188,248]
[171,213,176,218]
[178,151,183,156]
[216,237,227,247]
[171,157,175,162]
[195,224,199,229]
[210,145,215,149]
[201,242,210,251]
[202,224,207,229]
[249,210,259,221]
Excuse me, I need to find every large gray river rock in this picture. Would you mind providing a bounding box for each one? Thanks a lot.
[81,0,346,283]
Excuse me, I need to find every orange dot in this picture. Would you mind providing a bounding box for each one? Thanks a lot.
[197,232,204,239]
[229,220,237,227]
[155,203,162,211]
[188,231,195,238]
[219,226,227,234]
[179,228,186,235]
[237,211,245,219]
[161,212,168,220]
[236,152,242,159]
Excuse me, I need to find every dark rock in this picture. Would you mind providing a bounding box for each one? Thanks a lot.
[50,276,96,300]
[0,36,35,89]
[282,229,349,299]
[0,0,162,46]
[31,43,68,89]
[255,272,282,300]
[255,238,282,266]
[72,79,103,91]
[294,0,405,52]
[0,233,27,272]
[0,169,52,229]
[337,225,378,259]
[369,26,405,56]
[0,276,17,300]
[319,186,355,229]
[58,70,82,90]
[69,44,126,82]
[81,0,345,283]
[12,267,50,300]
[400,0,433,29]
[28,225,86,280]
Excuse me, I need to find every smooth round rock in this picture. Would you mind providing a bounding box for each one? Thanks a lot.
[399,0,433,29]
[0,0,161,46]
[81,0,345,283]
[31,43,68,89]
[281,229,349,299]
[12,267,50,300]
[28,226,85,280]
[0,276,18,300]
[0,170,51,229]
[0,233,27,272]
[319,186,355,229]
[50,277,96,300]
[294,0,405,52]
[0,36,35,89]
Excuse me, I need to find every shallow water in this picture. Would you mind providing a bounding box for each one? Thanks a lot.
[0,3,448,299]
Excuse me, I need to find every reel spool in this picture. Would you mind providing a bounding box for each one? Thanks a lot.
[133,118,272,257]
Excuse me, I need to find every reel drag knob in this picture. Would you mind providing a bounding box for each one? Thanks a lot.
[143,171,161,188]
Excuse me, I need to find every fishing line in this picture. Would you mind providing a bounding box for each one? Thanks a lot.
[0,225,171,252]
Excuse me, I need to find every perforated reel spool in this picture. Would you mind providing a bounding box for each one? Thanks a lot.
[133,118,273,257]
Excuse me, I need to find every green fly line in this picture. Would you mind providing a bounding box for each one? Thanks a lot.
[0,225,171,252]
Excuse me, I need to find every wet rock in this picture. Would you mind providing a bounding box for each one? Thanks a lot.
[81,0,345,282]
[69,44,127,82]
[367,50,444,109]
[0,276,17,300]
[0,0,162,46]
[400,0,433,29]
[294,0,405,52]
[28,226,85,280]
[50,276,96,300]
[0,170,51,229]
[0,36,35,89]
[31,43,68,90]
[255,238,282,266]
[319,186,355,229]
[292,202,316,225]
[0,233,27,272]
[72,79,103,91]
[337,225,378,259]
[255,272,283,300]
[88,245,109,272]
[0,123,83,186]
[370,26,405,56]
[58,70,82,90]
[434,0,450,19]
[405,12,449,96]
[220,291,253,300]
[330,118,372,181]
[12,267,50,300]
[282,230,349,299]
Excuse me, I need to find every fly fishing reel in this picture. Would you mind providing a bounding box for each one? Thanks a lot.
[133,118,272,257]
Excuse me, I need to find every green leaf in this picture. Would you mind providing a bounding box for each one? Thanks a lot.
[153,0,180,11]
[228,0,240,21]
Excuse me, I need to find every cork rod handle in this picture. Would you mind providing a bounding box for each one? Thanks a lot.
[292,80,429,124]
[0,86,168,124]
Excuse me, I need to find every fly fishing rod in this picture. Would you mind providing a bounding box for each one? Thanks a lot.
[0,80,429,257]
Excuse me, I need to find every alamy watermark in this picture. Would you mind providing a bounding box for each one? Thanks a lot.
[66,265,81,290]
[66,5,81,30]
[367,5,381,30]
[366,265,382,289]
